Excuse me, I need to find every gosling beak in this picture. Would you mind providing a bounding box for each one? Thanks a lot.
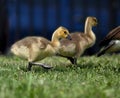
[95,20,98,25]
[66,34,72,40]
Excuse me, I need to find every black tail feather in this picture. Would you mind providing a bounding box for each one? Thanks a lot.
[97,42,115,57]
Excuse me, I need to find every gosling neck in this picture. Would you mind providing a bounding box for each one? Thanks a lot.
[51,31,60,48]
[84,19,96,41]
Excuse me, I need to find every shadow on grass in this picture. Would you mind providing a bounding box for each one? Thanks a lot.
[19,66,53,73]
[19,61,120,74]
[77,62,120,73]
[19,64,77,73]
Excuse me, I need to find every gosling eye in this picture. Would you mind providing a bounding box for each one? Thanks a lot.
[64,31,67,35]
[93,18,97,22]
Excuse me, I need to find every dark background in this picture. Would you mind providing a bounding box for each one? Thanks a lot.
[0,0,120,55]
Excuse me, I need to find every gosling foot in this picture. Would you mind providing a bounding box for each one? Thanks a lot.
[28,62,53,71]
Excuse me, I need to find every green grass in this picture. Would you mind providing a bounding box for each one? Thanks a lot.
[0,54,120,98]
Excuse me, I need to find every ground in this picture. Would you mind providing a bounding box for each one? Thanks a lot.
[0,54,120,98]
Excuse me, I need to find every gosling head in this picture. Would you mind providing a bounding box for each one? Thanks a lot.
[54,26,72,40]
[87,16,98,26]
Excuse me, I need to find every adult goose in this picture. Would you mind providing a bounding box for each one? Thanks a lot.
[58,16,97,65]
[11,26,71,71]
[97,26,120,56]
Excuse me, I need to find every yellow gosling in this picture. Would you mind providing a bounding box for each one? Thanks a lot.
[58,16,97,65]
[11,26,71,71]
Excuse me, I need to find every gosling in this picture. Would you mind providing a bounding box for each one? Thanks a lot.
[11,26,71,71]
[58,16,97,65]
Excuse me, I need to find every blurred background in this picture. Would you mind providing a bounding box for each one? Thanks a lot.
[0,0,120,55]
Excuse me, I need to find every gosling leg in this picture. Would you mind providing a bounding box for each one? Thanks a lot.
[28,62,33,71]
[67,57,77,65]
[28,62,53,71]
[56,54,77,65]
[74,58,77,65]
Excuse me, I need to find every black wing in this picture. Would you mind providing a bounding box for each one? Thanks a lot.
[99,26,120,46]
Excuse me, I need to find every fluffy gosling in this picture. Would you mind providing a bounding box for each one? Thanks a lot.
[58,16,97,65]
[11,26,71,71]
